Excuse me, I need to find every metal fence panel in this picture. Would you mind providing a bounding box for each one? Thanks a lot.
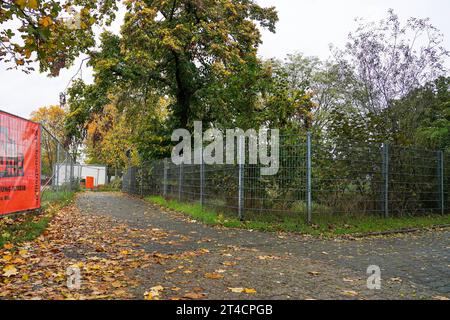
[122,133,449,222]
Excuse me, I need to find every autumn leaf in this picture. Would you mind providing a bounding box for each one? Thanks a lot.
[433,296,449,301]
[183,292,205,300]
[144,285,164,300]
[258,255,279,260]
[228,287,257,294]
[243,288,257,294]
[3,265,18,277]
[144,291,156,300]
[3,243,13,250]
[342,290,359,297]
[18,249,29,257]
[28,0,39,9]
[165,268,177,274]
[2,254,12,262]
[204,272,223,280]
[39,16,53,28]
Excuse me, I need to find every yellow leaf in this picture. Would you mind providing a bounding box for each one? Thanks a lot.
[12,258,25,264]
[165,268,177,274]
[342,290,359,297]
[2,254,12,262]
[18,249,29,257]
[144,291,156,300]
[3,243,13,250]
[27,0,38,10]
[39,16,53,28]
[204,272,223,280]
[22,274,30,281]
[151,285,164,292]
[144,285,164,300]
[2,265,18,277]
[229,287,257,294]
[243,288,257,294]
[15,0,27,9]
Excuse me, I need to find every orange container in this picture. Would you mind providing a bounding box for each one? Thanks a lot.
[86,176,94,190]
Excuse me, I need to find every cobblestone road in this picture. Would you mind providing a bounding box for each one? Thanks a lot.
[75,192,450,300]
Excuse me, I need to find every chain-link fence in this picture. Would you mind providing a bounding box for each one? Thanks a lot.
[122,133,450,222]
[40,126,79,205]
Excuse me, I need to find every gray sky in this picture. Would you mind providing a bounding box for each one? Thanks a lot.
[1,0,449,119]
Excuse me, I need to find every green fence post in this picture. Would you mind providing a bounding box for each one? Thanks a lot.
[178,163,183,201]
[163,159,168,198]
[306,132,312,224]
[382,143,390,218]
[438,151,444,215]
[238,135,244,221]
[200,160,205,208]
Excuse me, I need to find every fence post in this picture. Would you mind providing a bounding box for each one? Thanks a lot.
[200,159,205,208]
[178,162,183,201]
[306,132,312,224]
[238,135,244,221]
[55,143,60,192]
[69,156,73,192]
[139,164,143,197]
[163,159,168,198]
[438,151,444,215]
[382,143,390,218]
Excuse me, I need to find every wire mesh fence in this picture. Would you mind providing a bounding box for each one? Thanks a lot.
[40,126,78,205]
[122,133,450,222]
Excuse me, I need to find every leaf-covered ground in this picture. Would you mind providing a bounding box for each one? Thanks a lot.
[0,192,448,300]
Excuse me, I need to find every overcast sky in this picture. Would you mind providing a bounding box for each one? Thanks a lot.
[1,0,449,119]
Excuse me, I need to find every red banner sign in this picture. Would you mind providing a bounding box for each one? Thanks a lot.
[0,111,41,215]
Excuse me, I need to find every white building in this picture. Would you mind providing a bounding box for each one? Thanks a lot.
[54,163,107,187]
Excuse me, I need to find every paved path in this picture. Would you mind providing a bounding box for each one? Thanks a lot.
[75,192,450,300]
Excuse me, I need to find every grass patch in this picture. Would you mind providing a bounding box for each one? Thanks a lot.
[0,191,75,247]
[146,195,450,237]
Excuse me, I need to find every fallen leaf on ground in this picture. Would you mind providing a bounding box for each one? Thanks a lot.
[144,285,164,300]
[204,272,223,279]
[228,287,257,294]
[2,265,18,277]
[433,296,449,301]
[342,290,358,297]
[258,255,279,260]
[183,292,205,299]
[165,268,177,274]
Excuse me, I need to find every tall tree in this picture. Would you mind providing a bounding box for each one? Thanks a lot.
[29,104,66,140]
[332,9,449,115]
[119,0,278,128]
[30,105,67,175]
